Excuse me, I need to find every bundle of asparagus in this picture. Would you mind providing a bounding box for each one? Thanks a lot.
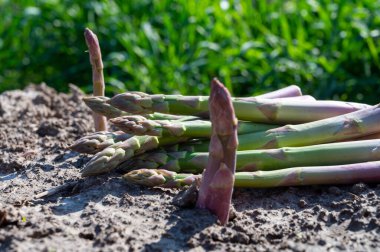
[73,29,380,225]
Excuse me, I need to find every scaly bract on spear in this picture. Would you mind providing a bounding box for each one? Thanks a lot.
[69,131,132,154]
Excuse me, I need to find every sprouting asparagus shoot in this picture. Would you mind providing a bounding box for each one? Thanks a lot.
[196,78,238,225]
[84,28,107,131]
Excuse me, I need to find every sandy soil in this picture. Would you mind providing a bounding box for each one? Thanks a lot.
[0,84,379,251]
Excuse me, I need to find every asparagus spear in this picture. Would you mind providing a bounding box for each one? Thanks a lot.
[121,139,380,173]
[69,131,132,154]
[81,135,189,176]
[243,95,316,102]
[84,28,107,131]
[186,103,380,151]
[109,115,277,137]
[83,96,198,121]
[123,161,380,188]
[254,85,301,99]
[83,96,128,118]
[108,92,370,124]
[195,78,238,225]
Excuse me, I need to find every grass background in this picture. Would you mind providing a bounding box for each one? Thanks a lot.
[1,0,380,104]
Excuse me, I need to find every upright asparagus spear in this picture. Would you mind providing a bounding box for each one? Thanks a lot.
[123,161,380,188]
[69,131,132,154]
[196,78,238,225]
[108,92,370,123]
[81,135,189,176]
[84,28,107,131]
[121,139,380,173]
[110,115,277,137]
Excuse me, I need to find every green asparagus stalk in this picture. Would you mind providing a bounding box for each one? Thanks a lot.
[84,85,304,119]
[109,115,277,137]
[81,135,190,176]
[108,92,370,124]
[254,85,302,99]
[84,28,107,131]
[123,161,380,188]
[243,95,315,102]
[69,131,132,154]
[196,78,238,225]
[84,95,314,119]
[83,96,198,121]
[186,104,380,151]
[121,139,380,173]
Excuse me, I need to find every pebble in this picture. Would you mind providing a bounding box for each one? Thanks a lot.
[318,239,326,246]
[298,199,307,208]
[328,186,341,195]
[351,183,367,194]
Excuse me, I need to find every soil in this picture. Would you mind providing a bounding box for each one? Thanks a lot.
[0,84,379,251]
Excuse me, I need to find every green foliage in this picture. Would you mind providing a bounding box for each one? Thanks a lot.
[1,0,380,103]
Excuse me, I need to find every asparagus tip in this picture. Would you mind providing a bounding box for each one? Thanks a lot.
[123,169,175,187]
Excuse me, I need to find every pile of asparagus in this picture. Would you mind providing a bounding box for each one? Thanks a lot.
[73,80,380,179]
[74,29,380,224]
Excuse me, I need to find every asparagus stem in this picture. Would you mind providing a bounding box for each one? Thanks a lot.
[187,104,380,151]
[83,96,199,121]
[243,95,316,102]
[110,115,277,137]
[84,28,107,131]
[254,85,302,99]
[108,91,370,124]
[123,161,380,188]
[81,135,190,176]
[69,131,132,154]
[122,139,380,173]
[84,94,312,120]
[196,78,238,225]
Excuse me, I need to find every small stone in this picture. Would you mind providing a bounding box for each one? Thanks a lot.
[298,199,307,208]
[318,239,326,246]
[231,233,250,244]
[312,205,320,212]
[36,121,60,137]
[328,186,341,195]
[172,182,199,208]
[318,210,327,221]
[351,183,367,194]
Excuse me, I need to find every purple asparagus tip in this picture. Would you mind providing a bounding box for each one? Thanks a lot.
[84,28,102,67]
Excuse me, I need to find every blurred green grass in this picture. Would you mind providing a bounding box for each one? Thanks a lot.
[1,0,380,103]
